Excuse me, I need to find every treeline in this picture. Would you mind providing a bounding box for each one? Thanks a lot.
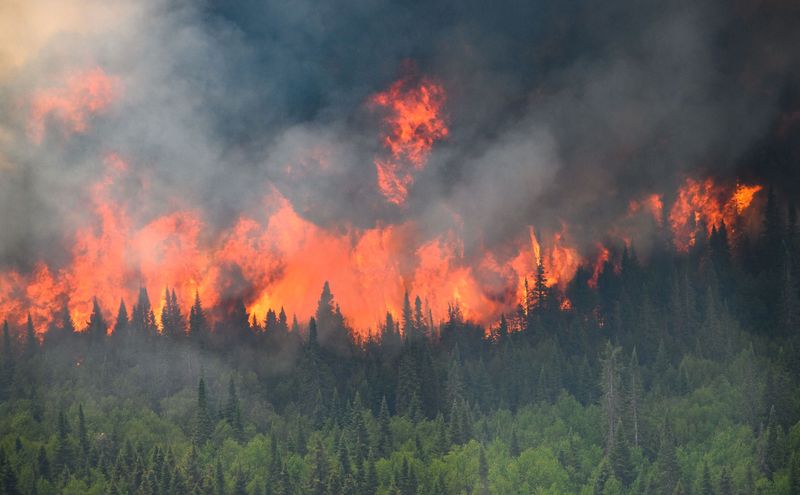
[0,189,799,494]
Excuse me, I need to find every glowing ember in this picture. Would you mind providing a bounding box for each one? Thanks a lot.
[28,67,120,143]
[370,76,448,204]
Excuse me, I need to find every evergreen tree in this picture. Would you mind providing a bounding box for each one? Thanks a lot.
[0,320,14,400]
[86,297,108,342]
[194,377,213,445]
[114,299,129,338]
[377,396,392,458]
[718,467,732,495]
[54,408,71,474]
[609,420,633,486]
[789,452,800,495]
[131,287,157,338]
[396,353,421,417]
[627,348,643,448]
[309,439,327,495]
[24,313,37,356]
[225,378,244,439]
[78,403,91,469]
[478,446,490,495]
[600,341,623,452]
[189,290,209,346]
[656,415,680,495]
[701,462,713,495]
[215,458,225,495]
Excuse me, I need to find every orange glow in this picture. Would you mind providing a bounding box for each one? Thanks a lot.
[28,67,120,143]
[731,183,763,214]
[669,178,762,251]
[0,154,535,335]
[629,194,663,224]
[510,226,581,297]
[588,245,610,289]
[370,76,448,204]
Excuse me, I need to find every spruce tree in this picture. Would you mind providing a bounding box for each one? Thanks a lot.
[225,378,243,439]
[377,396,392,457]
[194,377,213,445]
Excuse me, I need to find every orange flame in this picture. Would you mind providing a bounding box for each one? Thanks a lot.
[370,76,448,204]
[669,178,762,251]
[588,245,610,289]
[629,193,663,224]
[28,67,120,143]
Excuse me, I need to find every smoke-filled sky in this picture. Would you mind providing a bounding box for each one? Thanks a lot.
[1,0,799,331]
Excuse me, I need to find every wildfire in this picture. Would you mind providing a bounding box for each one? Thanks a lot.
[588,245,611,289]
[669,178,762,251]
[370,76,448,204]
[27,67,120,143]
[0,67,773,340]
[629,194,664,224]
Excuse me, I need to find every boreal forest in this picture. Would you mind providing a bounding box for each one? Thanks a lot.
[0,188,799,495]
[3,0,800,494]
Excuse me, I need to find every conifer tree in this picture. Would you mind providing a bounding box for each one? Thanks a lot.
[1,321,14,400]
[225,378,243,439]
[194,377,213,445]
[478,446,490,495]
[86,297,108,342]
[377,396,392,457]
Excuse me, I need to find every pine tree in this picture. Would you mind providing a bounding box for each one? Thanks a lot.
[214,458,225,495]
[225,378,244,439]
[194,377,213,445]
[478,446,490,495]
[162,288,186,339]
[309,439,327,495]
[132,287,157,338]
[54,408,71,474]
[600,341,623,452]
[718,468,732,495]
[24,313,38,356]
[1,321,14,400]
[701,462,713,495]
[609,419,633,486]
[189,290,209,346]
[350,394,369,462]
[86,297,108,342]
[401,290,414,339]
[377,396,392,458]
[233,469,247,495]
[396,353,421,417]
[78,404,91,469]
[0,449,20,495]
[657,414,680,495]
[789,452,800,495]
[114,299,129,337]
[627,348,643,448]
[37,444,50,480]
[533,256,549,312]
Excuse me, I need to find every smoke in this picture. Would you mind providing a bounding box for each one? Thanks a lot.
[0,0,798,325]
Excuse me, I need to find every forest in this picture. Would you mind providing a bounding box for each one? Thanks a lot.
[0,188,799,495]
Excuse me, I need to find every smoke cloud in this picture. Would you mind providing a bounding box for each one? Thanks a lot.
[1,0,798,327]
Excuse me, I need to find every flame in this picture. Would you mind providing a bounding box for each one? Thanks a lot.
[370,76,448,204]
[1,68,773,339]
[629,194,663,224]
[669,178,762,251]
[731,183,763,215]
[588,245,610,289]
[0,154,533,335]
[28,67,120,143]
